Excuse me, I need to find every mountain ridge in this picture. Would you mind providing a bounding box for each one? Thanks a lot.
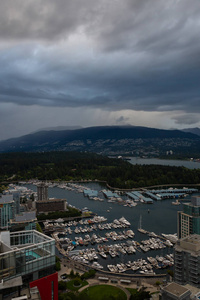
[182,127,200,136]
[0,125,199,156]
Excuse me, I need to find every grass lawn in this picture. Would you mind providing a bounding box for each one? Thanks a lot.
[127,288,138,296]
[127,287,151,299]
[79,284,127,300]
[66,279,88,291]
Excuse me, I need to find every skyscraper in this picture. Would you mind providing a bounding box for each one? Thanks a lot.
[37,183,48,201]
[177,196,200,238]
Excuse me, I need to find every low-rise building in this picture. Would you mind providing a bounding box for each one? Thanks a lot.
[36,198,67,214]
[10,211,37,231]
[160,282,191,300]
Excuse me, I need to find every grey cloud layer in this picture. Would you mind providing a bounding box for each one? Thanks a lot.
[0,0,94,40]
[172,114,200,125]
[0,0,200,114]
[1,0,200,52]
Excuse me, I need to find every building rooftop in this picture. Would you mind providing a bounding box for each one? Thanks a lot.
[183,195,200,207]
[84,189,98,197]
[185,284,200,297]
[162,282,190,297]
[36,198,65,203]
[13,211,36,222]
[0,194,14,204]
[175,234,200,253]
[0,230,55,290]
[0,230,54,254]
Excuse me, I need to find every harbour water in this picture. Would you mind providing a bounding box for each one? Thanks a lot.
[24,182,200,274]
[26,181,189,234]
[129,157,200,169]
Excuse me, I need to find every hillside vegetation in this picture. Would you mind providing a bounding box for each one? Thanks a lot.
[0,152,200,189]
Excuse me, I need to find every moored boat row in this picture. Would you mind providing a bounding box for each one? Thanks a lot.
[69,248,174,274]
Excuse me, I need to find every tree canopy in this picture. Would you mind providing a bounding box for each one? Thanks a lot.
[0,152,200,189]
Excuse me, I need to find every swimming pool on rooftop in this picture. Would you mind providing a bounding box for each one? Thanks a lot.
[25,250,41,261]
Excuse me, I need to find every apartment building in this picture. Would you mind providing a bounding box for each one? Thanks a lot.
[174,234,200,287]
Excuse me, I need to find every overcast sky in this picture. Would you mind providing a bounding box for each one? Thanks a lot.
[1,0,200,140]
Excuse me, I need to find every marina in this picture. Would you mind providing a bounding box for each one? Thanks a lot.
[51,214,176,275]
[16,181,199,275]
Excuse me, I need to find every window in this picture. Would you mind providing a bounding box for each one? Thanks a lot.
[51,281,54,300]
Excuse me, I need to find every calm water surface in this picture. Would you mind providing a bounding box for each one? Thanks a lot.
[129,157,200,169]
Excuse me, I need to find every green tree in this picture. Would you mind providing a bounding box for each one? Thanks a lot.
[36,222,42,233]
[69,269,75,278]
[73,278,81,287]
[58,280,67,291]
[55,256,61,271]
[167,269,174,277]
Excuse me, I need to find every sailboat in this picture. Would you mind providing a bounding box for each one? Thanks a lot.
[137,215,147,234]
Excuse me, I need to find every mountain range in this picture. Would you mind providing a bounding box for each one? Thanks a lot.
[182,127,200,136]
[0,125,200,157]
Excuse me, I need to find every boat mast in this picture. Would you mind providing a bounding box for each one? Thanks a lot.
[138,215,142,230]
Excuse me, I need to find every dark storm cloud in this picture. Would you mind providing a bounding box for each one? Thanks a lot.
[0,0,200,114]
[1,44,200,113]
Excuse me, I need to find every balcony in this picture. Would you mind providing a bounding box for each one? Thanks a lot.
[175,256,182,261]
[189,264,198,270]
[175,272,183,278]
[190,278,199,284]
[174,277,183,284]
[175,255,182,261]
[190,272,199,278]
[189,256,198,262]
[175,266,183,271]
[175,251,182,256]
